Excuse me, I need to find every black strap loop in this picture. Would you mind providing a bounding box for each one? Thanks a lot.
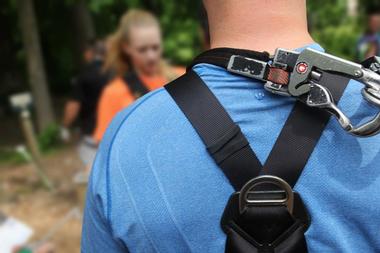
[207,125,249,164]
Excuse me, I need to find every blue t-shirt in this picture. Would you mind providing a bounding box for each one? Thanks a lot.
[82,44,380,253]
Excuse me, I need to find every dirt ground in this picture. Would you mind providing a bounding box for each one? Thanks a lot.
[0,146,85,253]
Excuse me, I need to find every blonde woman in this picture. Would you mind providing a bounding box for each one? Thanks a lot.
[93,9,184,142]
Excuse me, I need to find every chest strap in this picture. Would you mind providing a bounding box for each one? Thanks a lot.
[123,71,149,98]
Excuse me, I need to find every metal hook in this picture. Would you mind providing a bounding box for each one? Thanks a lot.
[306,83,380,137]
[229,48,380,137]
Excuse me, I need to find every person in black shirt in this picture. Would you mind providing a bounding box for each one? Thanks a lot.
[62,39,109,169]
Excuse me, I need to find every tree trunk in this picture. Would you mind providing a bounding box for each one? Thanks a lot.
[71,0,96,67]
[347,0,358,17]
[17,0,55,131]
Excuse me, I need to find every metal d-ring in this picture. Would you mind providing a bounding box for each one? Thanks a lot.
[239,175,294,214]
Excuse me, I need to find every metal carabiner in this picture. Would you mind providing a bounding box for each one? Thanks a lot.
[306,83,380,137]
[284,49,380,137]
[359,67,380,106]
[228,48,380,137]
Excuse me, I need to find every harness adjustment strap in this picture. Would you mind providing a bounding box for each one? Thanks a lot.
[207,125,250,164]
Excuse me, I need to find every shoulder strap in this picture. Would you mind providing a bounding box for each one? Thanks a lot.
[261,71,348,185]
[165,51,349,190]
[166,70,262,190]
[123,71,149,98]
[187,47,270,70]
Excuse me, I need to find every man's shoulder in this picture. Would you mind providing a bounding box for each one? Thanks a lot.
[119,87,172,122]
[101,87,176,146]
[92,87,177,187]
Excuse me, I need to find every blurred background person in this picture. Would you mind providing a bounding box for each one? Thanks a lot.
[61,39,109,169]
[356,10,380,61]
[93,9,184,142]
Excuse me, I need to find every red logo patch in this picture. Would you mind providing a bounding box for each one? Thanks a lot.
[296,62,308,74]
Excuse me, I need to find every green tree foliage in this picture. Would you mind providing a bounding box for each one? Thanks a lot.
[37,123,61,152]
[308,0,380,61]
[308,0,359,60]
[88,0,203,65]
[2,0,380,99]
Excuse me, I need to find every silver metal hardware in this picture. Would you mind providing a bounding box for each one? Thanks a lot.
[229,49,380,137]
[306,83,380,136]
[310,71,322,82]
[239,175,294,214]
[272,48,299,69]
[264,82,291,97]
[227,55,267,81]
[287,48,365,96]
[273,48,380,137]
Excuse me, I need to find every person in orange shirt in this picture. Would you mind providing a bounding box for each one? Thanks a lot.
[94,9,184,142]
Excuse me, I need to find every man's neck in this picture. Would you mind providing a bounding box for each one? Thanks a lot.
[205,0,314,54]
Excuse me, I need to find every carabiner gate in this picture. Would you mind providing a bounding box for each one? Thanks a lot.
[306,83,380,137]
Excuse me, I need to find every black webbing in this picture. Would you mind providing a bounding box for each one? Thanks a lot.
[188,47,270,71]
[123,71,149,98]
[261,71,348,186]
[166,70,262,190]
[165,49,349,190]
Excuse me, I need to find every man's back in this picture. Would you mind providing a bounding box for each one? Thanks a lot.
[82,44,380,253]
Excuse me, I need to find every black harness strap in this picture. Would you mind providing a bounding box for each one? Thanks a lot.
[187,47,270,71]
[262,72,348,187]
[123,71,149,98]
[165,48,349,190]
[166,70,262,190]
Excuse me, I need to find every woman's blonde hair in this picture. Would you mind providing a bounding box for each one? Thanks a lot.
[104,9,177,80]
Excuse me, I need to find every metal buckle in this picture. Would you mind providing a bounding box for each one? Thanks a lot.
[227,55,268,81]
[239,175,294,214]
[264,82,291,97]
[263,49,300,97]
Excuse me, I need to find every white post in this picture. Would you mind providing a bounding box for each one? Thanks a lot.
[10,93,54,190]
[347,0,358,17]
